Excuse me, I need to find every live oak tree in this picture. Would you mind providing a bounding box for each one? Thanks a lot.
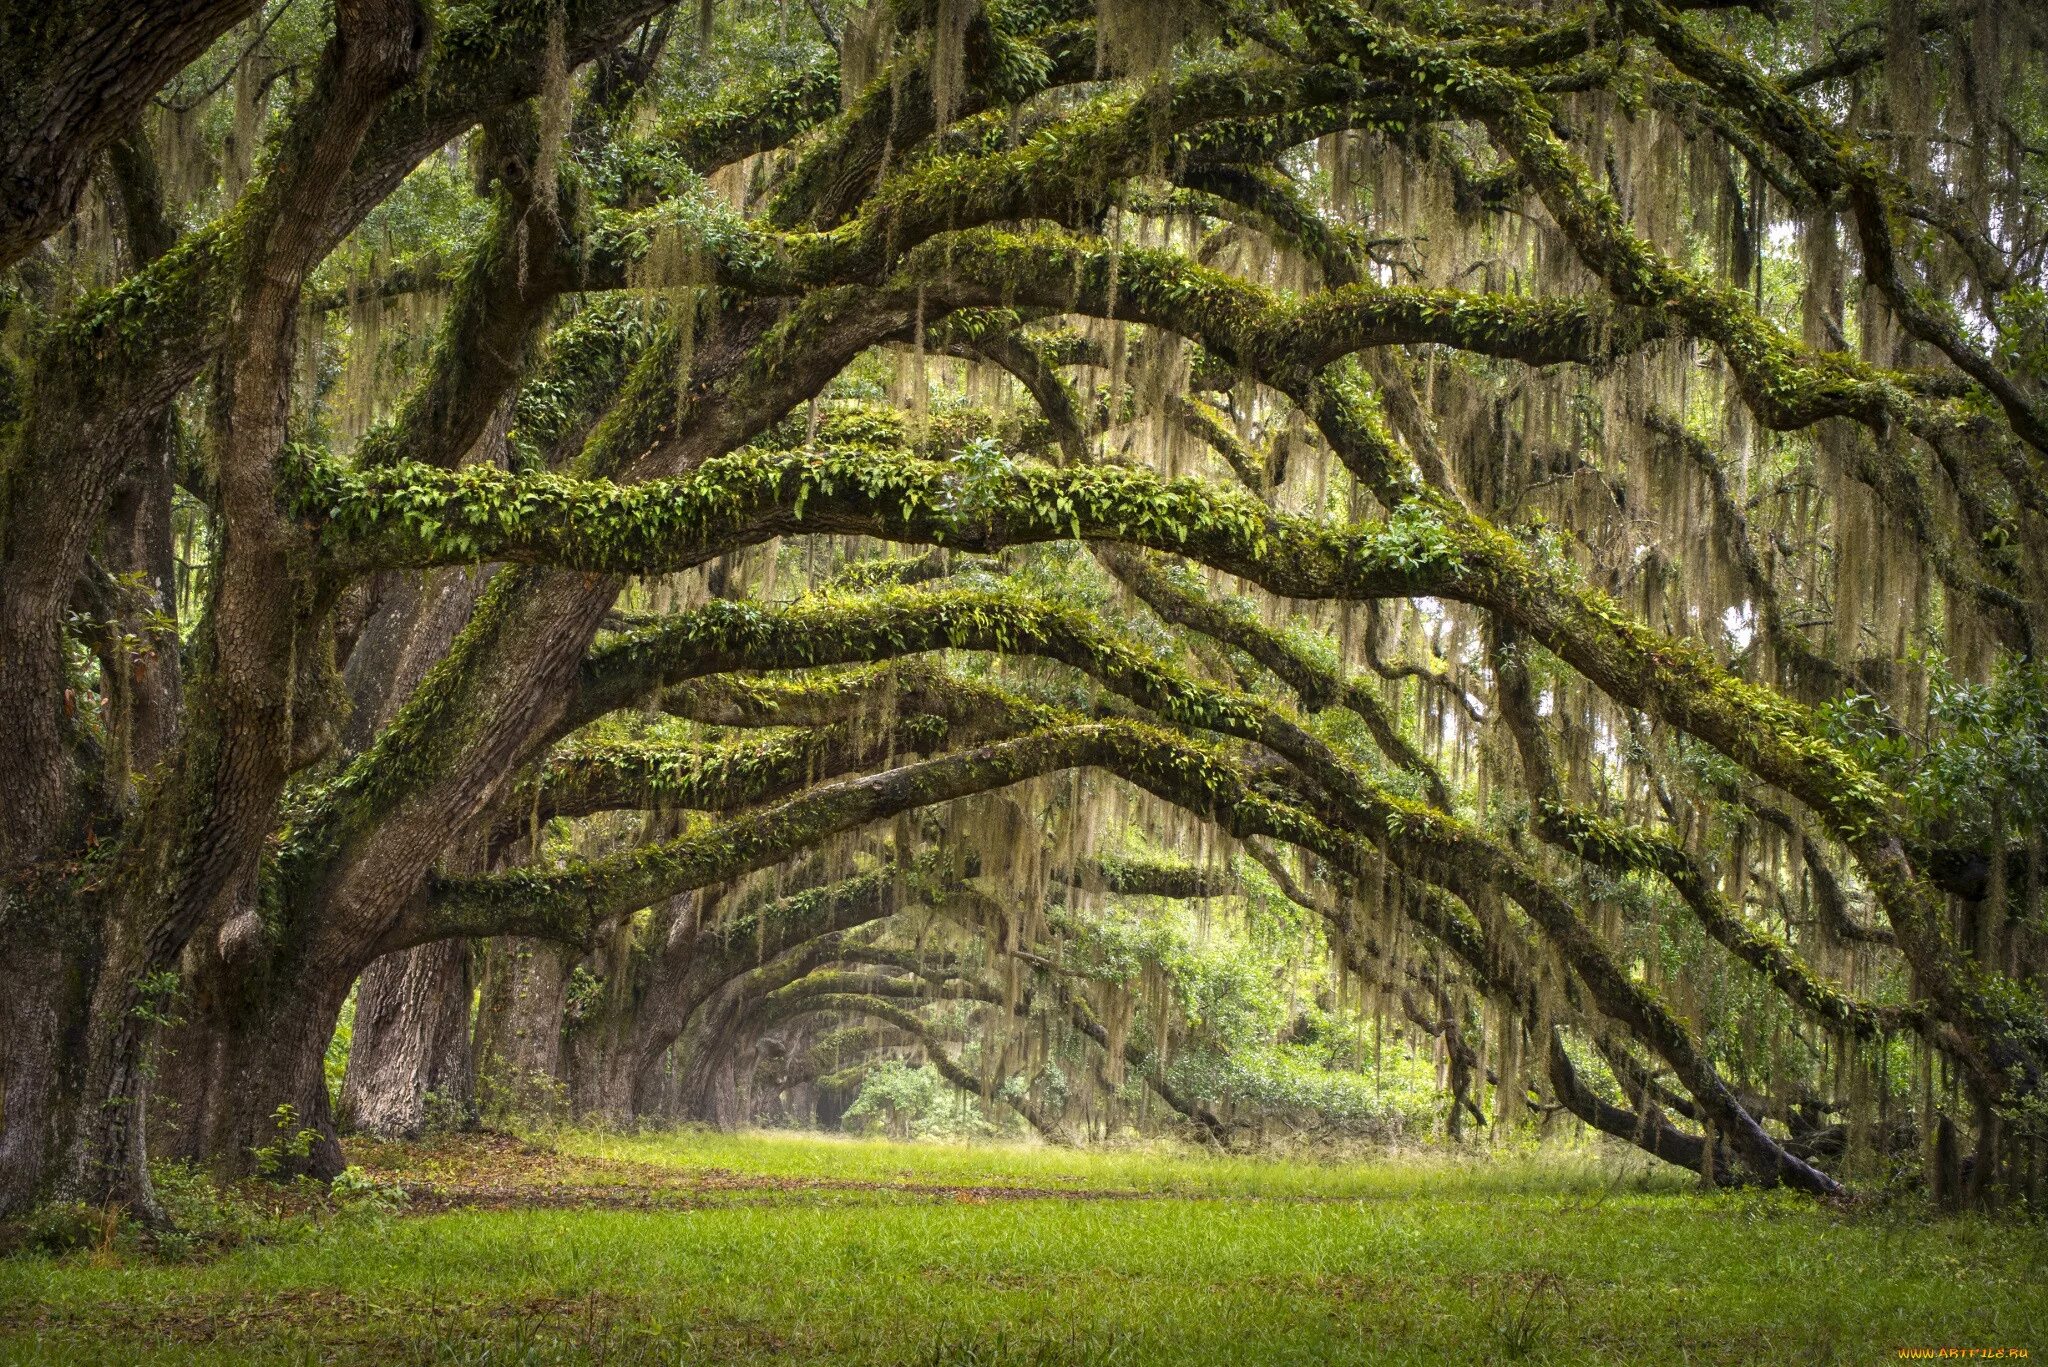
[2,0,2046,1220]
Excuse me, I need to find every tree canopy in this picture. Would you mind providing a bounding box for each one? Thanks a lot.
[2,0,2046,1220]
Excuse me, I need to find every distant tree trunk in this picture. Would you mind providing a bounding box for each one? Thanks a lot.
[770,1018,829,1129]
[633,1043,686,1124]
[1932,1112,1962,1211]
[698,1054,746,1131]
[339,940,474,1138]
[567,1005,637,1126]
[554,893,713,1127]
[816,1072,859,1132]
[783,1078,819,1129]
[473,938,572,1121]
[674,977,752,1129]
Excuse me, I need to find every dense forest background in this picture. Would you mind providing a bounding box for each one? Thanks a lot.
[3,0,2048,1225]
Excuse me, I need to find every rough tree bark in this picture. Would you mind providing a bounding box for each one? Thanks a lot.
[0,1,260,271]
[339,940,475,1138]
[332,562,496,1139]
[61,0,430,1211]
[472,939,574,1122]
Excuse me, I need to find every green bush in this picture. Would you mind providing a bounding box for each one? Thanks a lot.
[329,1164,409,1214]
[12,1201,104,1257]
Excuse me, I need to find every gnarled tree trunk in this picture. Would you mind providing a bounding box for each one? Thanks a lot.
[473,938,573,1122]
[339,940,475,1138]
[0,912,96,1216]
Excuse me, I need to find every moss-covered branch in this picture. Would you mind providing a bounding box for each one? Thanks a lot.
[652,661,1049,740]
[291,439,1449,592]
[1491,636,1916,1045]
[1294,0,2009,462]
[1617,0,2048,457]
[297,433,1900,889]
[1057,854,1237,900]
[454,649,1837,1188]
[421,724,1133,941]
[297,429,1906,885]
[510,725,942,825]
[768,6,1098,230]
[895,236,2018,1071]
[605,55,842,209]
[1092,544,1450,808]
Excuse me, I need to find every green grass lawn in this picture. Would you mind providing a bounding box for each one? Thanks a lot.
[1,1131,2041,1365]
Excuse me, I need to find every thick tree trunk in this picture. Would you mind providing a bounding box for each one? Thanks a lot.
[628,1036,692,1123]
[567,1004,638,1127]
[673,978,753,1129]
[473,938,572,1122]
[634,1041,687,1123]
[145,935,354,1183]
[696,1053,747,1131]
[147,927,238,1168]
[339,940,475,1138]
[207,989,350,1182]
[330,549,493,1139]
[143,551,491,1172]
[0,917,95,1216]
[58,0,429,1218]
[63,934,171,1213]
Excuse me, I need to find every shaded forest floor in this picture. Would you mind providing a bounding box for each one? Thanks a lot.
[1,1131,2042,1365]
